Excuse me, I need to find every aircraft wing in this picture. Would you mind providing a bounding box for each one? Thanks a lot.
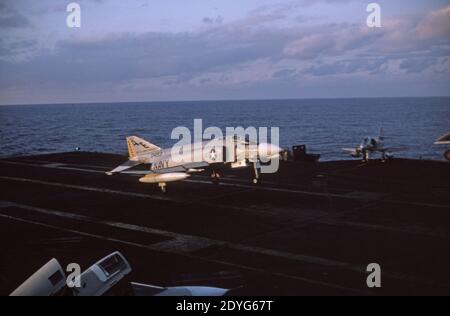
[342,148,357,153]
[120,170,155,175]
[105,160,142,175]
[435,132,450,145]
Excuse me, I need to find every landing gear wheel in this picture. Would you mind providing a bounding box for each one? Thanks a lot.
[381,152,388,163]
[252,162,260,185]
[159,183,167,194]
[211,171,220,184]
[363,151,369,162]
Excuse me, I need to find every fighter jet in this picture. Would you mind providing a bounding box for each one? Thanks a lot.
[10,251,229,296]
[11,251,132,296]
[130,282,228,296]
[343,129,398,162]
[106,135,282,193]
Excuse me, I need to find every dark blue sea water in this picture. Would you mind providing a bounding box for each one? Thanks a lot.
[1,98,449,161]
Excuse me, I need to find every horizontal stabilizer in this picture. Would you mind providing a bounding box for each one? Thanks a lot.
[106,160,142,175]
[435,132,450,145]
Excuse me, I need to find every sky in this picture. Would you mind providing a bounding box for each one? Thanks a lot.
[0,0,449,105]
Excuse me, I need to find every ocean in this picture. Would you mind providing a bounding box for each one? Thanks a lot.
[0,97,449,161]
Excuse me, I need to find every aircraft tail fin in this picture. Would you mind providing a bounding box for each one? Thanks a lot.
[126,136,161,159]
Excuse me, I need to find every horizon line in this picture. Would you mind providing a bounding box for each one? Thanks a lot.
[1,95,450,107]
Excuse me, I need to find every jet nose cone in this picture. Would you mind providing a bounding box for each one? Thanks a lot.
[258,143,283,159]
[270,144,283,154]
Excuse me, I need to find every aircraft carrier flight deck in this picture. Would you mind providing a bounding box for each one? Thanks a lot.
[1,152,449,295]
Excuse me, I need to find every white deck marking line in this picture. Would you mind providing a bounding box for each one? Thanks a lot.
[0,175,274,217]
[0,176,450,238]
[0,200,448,290]
[1,160,106,174]
[319,218,450,239]
[185,179,450,209]
[0,176,179,202]
[0,213,369,295]
[185,179,348,199]
[1,174,448,238]
[151,238,218,253]
[0,160,399,201]
[19,159,111,170]
[1,159,449,209]
[20,158,350,194]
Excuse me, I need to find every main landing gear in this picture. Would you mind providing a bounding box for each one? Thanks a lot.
[210,162,262,185]
[381,151,393,163]
[381,152,387,163]
[211,171,221,184]
[362,151,370,163]
[253,162,260,184]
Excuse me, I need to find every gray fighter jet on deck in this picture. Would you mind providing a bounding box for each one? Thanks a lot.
[106,136,282,192]
[343,129,401,162]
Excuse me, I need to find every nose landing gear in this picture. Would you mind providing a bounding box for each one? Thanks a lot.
[158,182,167,193]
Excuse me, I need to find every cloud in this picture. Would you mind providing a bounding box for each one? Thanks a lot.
[0,14,30,28]
[0,39,38,58]
[400,58,435,74]
[0,2,31,28]
[1,1,450,104]
[202,15,224,25]
[272,68,298,79]
[416,5,450,39]
[303,57,389,76]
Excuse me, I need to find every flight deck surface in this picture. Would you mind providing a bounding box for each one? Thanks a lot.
[1,152,449,295]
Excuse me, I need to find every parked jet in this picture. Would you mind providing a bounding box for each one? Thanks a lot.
[130,282,228,296]
[343,129,399,162]
[106,136,282,192]
[11,252,132,296]
[10,251,229,296]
